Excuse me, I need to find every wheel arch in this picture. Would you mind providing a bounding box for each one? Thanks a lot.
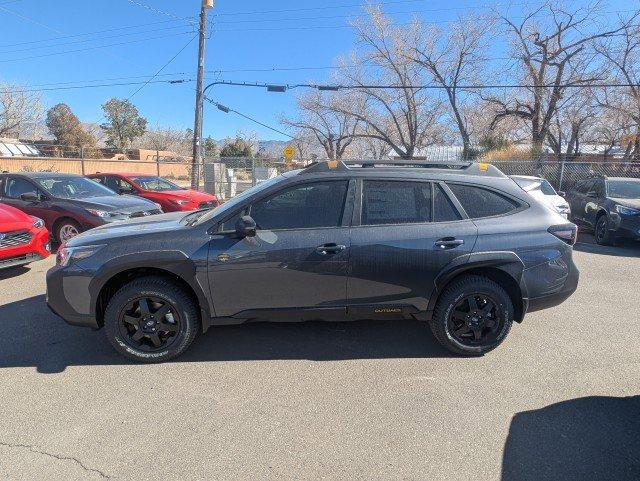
[52,216,80,241]
[430,252,526,323]
[92,253,212,329]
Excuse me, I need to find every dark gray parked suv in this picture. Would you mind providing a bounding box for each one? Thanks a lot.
[46,161,579,362]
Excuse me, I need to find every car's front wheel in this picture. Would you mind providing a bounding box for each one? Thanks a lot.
[595,215,614,246]
[430,275,514,356]
[56,219,81,243]
[104,276,200,362]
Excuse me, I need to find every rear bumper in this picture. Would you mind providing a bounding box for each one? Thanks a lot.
[522,248,580,315]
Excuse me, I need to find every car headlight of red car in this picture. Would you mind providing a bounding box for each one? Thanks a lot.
[32,217,45,229]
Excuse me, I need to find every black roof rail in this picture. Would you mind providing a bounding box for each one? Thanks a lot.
[301,159,505,177]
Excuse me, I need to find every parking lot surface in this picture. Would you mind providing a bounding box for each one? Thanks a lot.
[1,235,639,480]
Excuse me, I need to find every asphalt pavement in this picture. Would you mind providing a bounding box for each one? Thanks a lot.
[0,234,639,480]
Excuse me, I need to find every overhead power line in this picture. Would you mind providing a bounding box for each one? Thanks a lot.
[125,0,195,25]
[204,96,294,139]
[0,31,193,63]
[216,0,444,16]
[1,78,193,93]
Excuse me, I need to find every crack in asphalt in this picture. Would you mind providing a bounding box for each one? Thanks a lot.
[0,441,111,479]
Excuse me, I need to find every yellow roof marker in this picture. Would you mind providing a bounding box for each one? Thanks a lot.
[327,160,339,169]
[478,162,490,171]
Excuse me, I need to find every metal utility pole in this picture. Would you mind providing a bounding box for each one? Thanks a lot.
[191,0,214,189]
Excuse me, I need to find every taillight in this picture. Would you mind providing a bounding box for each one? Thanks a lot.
[548,224,578,245]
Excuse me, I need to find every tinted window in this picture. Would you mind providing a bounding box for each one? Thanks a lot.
[5,178,38,199]
[434,185,462,222]
[593,180,606,197]
[362,181,431,225]
[220,209,246,232]
[607,179,640,199]
[131,176,180,191]
[575,180,594,194]
[250,181,348,230]
[448,184,519,218]
[104,176,134,193]
[36,176,116,199]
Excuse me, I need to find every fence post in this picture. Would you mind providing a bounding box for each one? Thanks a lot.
[251,157,256,187]
[156,158,160,177]
[558,159,566,192]
[80,158,85,175]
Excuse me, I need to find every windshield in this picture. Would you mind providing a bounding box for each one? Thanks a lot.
[512,177,557,196]
[182,174,287,226]
[607,179,640,199]
[36,176,116,199]
[131,176,181,191]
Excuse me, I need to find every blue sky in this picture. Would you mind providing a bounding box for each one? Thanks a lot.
[0,0,632,141]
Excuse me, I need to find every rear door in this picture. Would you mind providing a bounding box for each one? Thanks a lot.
[568,180,594,224]
[347,179,477,316]
[208,179,354,318]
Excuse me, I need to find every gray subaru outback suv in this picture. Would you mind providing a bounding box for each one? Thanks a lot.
[46,161,579,362]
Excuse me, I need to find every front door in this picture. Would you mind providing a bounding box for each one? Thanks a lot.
[207,179,354,319]
[347,180,477,316]
[0,176,55,227]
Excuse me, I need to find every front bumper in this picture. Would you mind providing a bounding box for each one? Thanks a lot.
[0,227,50,270]
[610,213,640,240]
[46,264,99,329]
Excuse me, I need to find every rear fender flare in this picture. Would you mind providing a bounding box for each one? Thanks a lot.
[428,251,526,313]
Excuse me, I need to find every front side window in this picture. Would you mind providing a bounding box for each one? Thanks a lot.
[362,180,431,225]
[447,183,519,219]
[5,178,39,199]
[250,181,348,230]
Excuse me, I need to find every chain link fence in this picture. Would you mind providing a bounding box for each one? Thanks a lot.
[1,151,639,200]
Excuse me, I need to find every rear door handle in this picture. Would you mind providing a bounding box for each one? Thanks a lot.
[434,237,464,249]
[316,243,346,255]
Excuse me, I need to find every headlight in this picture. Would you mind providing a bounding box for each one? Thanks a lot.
[557,204,570,214]
[56,245,105,267]
[615,205,640,216]
[170,199,191,206]
[32,217,45,229]
[86,208,111,218]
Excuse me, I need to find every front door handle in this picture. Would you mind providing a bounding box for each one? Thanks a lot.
[435,237,464,249]
[316,243,346,255]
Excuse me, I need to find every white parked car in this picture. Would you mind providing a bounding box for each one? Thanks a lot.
[510,175,571,218]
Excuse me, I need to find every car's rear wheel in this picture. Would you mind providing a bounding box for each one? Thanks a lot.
[56,219,81,243]
[595,215,613,245]
[104,276,200,363]
[430,275,513,356]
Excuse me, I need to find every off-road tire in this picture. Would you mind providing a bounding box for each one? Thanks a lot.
[429,275,514,356]
[104,276,201,363]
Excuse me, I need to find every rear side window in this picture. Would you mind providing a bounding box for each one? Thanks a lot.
[434,185,462,222]
[447,183,519,219]
[362,180,431,225]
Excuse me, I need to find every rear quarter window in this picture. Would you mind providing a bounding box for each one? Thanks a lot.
[447,183,520,219]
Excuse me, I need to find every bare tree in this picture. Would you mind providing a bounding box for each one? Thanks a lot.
[410,14,489,156]
[486,2,637,155]
[594,17,640,160]
[283,90,360,160]
[333,6,447,159]
[0,83,43,138]
[547,88,597,159]
[134,125,191,160]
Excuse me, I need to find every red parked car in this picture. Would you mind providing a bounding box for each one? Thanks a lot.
[0,202,50,270]
[87,173,219,212]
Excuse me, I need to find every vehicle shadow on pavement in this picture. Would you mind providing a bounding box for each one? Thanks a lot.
[0,266,31,280]
[574,233,640,257]
[501,395,640,481]
[0,295,452,373]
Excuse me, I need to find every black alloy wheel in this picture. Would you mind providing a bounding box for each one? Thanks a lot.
[447,294,503,347]
[118,296,181,352]
[595,215,613,245]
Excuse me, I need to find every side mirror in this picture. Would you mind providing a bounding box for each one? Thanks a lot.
[558,191,566,197]
[20,192,40,203]
[235,215,257,238]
